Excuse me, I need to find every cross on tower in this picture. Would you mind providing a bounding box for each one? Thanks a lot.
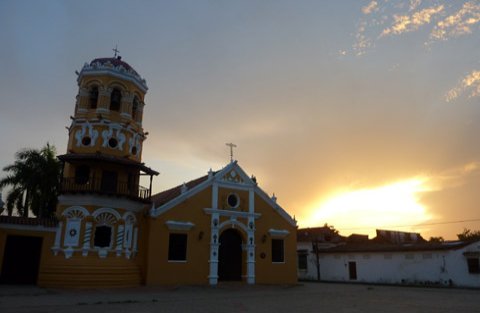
[225,143,237,162]
[113,45,120,58]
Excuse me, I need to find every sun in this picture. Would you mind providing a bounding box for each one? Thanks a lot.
[306,177,434,237]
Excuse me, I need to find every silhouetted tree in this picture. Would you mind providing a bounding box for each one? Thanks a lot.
[0,144,61,218]
[457,228,480,242]
[429,236,444,243]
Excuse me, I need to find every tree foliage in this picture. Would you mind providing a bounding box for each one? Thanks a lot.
[0,144,61,218]
[428,236,444,243]
[457,228,480,242]
[323,223,339,235]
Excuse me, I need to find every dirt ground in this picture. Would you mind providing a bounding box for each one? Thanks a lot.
[0,282,479,313]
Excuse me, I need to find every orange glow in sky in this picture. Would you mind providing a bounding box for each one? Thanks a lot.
[307,177,435,237]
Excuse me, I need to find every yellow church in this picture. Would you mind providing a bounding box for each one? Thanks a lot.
[0,55,298,287]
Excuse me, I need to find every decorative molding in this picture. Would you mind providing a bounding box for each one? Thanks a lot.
[268,228,290,238]
[58,195,145,212]
[63,247,74,259]
[218,219,248,234]
[122,211,137,224]
[165,220,195,231]
[62,206,90,218]
[64,218,81,247]
[78,61,148,93]
[74,121,98,147]
[82,222,92,256]
[92,207,121,221]
[204,208,261,220]
[116,224,124,256]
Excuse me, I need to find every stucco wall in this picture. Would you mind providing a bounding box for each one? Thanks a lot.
[298,242,480,288]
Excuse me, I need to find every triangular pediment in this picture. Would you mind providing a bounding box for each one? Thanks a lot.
[215,161,255,187]
[150,161,296,226]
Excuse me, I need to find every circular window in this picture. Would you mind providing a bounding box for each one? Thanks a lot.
[227,193,239,208]
[131,146,137,155]
[82,136,91,146]
[108,138,118,148]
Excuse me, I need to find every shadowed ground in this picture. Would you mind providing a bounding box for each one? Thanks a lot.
[0,282,479,313]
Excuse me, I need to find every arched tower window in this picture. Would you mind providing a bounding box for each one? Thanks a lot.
[89,86,99,109]
[132,96,139,121]
[110,88,122,111]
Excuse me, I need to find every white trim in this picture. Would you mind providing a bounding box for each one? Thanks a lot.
[204,208,261,219]
[150,161,296,227]
[62,205,90,217]
[218,219,249,234]
[92,207,121,220]
[122,211,137,224]
[165,220,195,231]
[150,175,214,217]
[58,195,145,212]
[79,67,148,92]
[268,229,290,238]
[226,193,240,209]
[216,181,252,191]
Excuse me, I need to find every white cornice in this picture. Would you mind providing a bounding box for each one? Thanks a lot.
[165,220,195,231]
[58,195,146,212]
[78,68,148,93]
[150,162,296,227]
[203,208,261,219]
[268,228,290,238]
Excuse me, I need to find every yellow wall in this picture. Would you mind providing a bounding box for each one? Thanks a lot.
[253,194,297,284]
[34,204,146,288]
[145,188,212,285]
[145,185,297,285]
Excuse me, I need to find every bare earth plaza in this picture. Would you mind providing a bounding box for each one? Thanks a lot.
[1,282,480,313]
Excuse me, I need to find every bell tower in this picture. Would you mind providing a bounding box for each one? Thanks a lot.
[59,55,158,199]
[42,55,158,287]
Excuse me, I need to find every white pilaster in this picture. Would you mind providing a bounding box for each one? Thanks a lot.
[208,213,220,285]
[52,221,63,255]
[116,224,124,256]
[82,222,92,256]
[247,188,256,283]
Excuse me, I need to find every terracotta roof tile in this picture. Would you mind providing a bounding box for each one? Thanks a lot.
[151,174,211,207]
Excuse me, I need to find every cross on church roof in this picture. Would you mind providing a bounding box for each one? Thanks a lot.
[113,45,120,58]
[225,142,237,162]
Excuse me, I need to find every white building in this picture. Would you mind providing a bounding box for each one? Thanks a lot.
[298,229,480,288]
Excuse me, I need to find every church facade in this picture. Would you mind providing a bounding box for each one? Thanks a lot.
[0,56,297,287]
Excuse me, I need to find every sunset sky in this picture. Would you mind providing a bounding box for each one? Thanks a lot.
[1,0,480,239]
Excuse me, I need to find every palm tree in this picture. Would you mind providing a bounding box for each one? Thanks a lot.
[0,144,61,218]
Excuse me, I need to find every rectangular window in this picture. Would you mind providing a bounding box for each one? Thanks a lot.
[348,261,357,280]
[94,225,112,248]
[467,258,480,274]
[168,233,187,261]
[272,239,284,263]
[297,250,308,270]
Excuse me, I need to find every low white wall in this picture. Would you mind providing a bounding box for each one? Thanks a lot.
[298,241,480,288]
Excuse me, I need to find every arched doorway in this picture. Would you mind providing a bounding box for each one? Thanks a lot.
[218,228,243,281]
